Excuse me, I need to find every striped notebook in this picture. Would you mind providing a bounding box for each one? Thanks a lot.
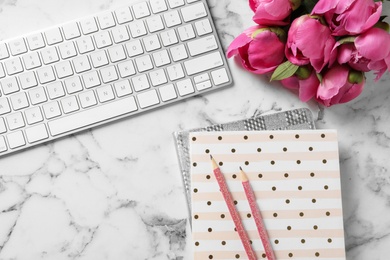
[190,130,346,260]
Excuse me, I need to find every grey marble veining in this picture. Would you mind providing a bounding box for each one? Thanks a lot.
[0,0,390,259]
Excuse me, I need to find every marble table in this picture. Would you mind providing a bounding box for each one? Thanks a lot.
[0,0,390,259]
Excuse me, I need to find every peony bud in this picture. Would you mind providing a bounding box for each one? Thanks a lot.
[227,25,286,74]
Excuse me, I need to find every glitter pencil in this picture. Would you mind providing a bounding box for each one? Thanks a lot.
[240,167,275,260]
[210,155,257,260]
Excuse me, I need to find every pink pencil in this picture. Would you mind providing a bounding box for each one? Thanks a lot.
[210,155,257,260]
[240,167,276,260]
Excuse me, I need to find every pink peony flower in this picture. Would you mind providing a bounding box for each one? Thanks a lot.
[280,67,319,102]
[285,15,337,73]
[227,25,286,74]
[312,0,382,36]
[250,0,295,26]
[337,27,390,80]
[316,65,365,107]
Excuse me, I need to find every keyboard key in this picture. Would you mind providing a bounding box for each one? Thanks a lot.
[79,17,99,35]
[132,74,150,92]
[117,60,136,78]
[150,69,167,86]
[111,25,130,43]
[168,0,185,8]
[78,90,97,108]
[135,55,153,72]
[160,30,178,46]
[19,71,38,90]
[4,57,24,75]
[26,33,46,51]
[152,50,170,67]
[170,44,188,61]
[7,130,26,149]
[76,36,95,54]
[159,84,177,101]
[0,136,7,152]
[211,68,229,86]
[25,106,44,125]
[96,85,115,103]
[22,52,42,70]
[194,73,209,83]
[132,2,151,19]
[137,89,159,108]
[73,55,92,73]
[164,10,182,27]
[0,97,11,115]
[94,31,113,49]
[150,0,168,14]
[8,38,28,56]
[10,92,29,110]
[187,0,200,3]
[115,7,133,24]
[176,78,194,96]
[28,87,48,105]
[43,101,62,119]
[97,12,116,29]
[187,35,218,56]
[83,71,101,88]
[146,16,164,33]
[114,79,132,97]
[62,22,81,40]
[125,40,144,57]
[184,51,223,75]
[181,2,207,22]
[47,82,66,99]
[0,118,7,134]
[61,95,80,113]
[128,20,147,38]
[0,43,10,60]
[6,112,25,130]
[41,46,60,64]
[195,80,211,91]
[90,50,109,68]
[25,124,49,143]
[195,19,213,36]
[37,66,56,84]
[45,28,64,45]
[143,35,161,52]
[100,66,119,83]
[0,64,5,78]
[108,45,127,63]
[178,24,195,41]
[64,76,83,94]
[58,42,77,59]
[0,77,20,95]
[48,96,138,136]
[55,61,74,79]
[166,64,184,81]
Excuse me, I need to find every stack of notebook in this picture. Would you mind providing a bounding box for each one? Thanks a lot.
[173,108,346,259]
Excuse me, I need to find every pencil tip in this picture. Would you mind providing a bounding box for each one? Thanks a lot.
[210,154,213,159]
[239,166,242,171]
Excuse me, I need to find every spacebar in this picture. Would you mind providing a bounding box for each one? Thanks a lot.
[48,96,138,136]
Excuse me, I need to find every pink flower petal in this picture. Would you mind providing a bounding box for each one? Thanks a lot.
[337,44,354,64]
[311,0,338,14]
[355,28,390,61]
[298,72,319,102]
[247,31,285,73]
[249,0,260,12]
[263,0,291,17]
[317,65,349,100]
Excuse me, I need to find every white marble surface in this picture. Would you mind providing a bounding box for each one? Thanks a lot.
[0,0,390,259]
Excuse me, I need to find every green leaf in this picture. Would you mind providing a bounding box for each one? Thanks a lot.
[270,61,299,81]
[316,73,323,83]
[338,36,356,45]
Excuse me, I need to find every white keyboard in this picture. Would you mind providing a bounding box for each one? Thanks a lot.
[0,0,232,156]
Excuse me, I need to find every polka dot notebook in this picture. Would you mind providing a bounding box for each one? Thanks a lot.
[190,130,346,260]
